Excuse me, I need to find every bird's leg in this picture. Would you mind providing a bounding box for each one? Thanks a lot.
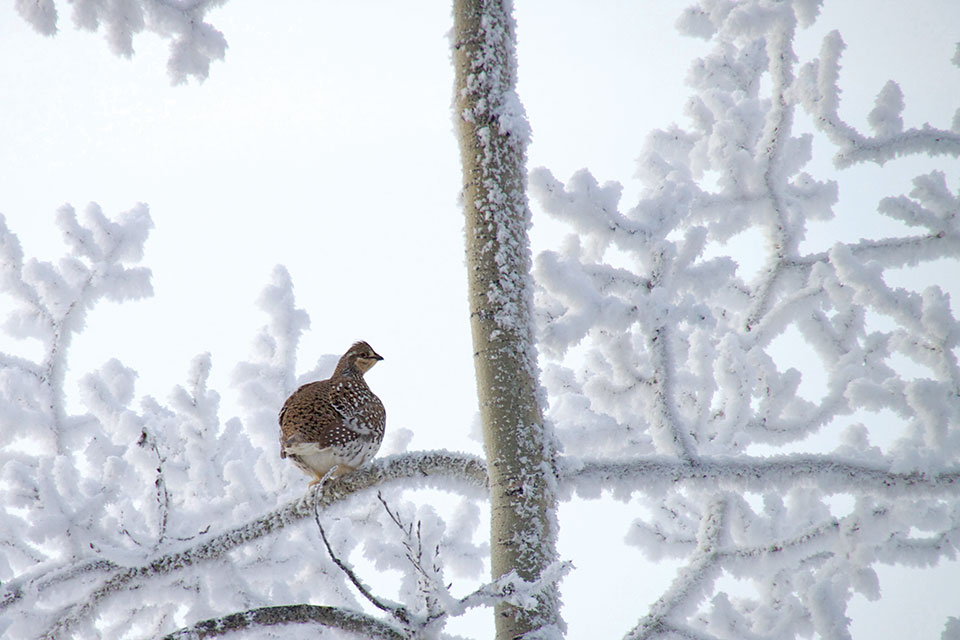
[309,465,340,488]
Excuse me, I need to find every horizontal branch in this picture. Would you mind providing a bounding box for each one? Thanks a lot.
[832,127,960,168]
[562,454,960,497]
[786,231,957,272]
[0,557,118,613]
[162,604,405,640]
[40,451,487,638]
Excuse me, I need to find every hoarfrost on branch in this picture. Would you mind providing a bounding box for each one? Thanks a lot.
[15,0,230,84]
[532,1,960,637]
[3,0,960,638]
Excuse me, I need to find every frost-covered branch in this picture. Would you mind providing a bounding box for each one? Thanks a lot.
[0,204,153,455]
[36,452,486,638]
[0,206,159,613]
[625,499,728,640]
[798,31,960,168]
[136,427,172,544]
[161,563,571,640]
[743,13,800,332]
[563,455,960,498]
[649,323,699,462]
[6,1,960,638]
[162,604,405,640]
[0,557,118,614]
[0,219,491,637]
[15,0,230,83]
[533,2,960,638]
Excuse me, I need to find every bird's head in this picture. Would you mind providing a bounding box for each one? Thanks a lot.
[340,341,384,376]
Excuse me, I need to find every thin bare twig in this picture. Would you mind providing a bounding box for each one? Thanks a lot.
[312,491,411,626]
[137,427,170,544]
[376,491,446,623]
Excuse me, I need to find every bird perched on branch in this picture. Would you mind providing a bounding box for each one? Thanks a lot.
[279,341,385,486]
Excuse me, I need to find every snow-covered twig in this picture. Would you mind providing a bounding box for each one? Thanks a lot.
[161,604,406,640]
[744,16,799,333]
[625,499,728,640]
[800,31,960,168]
[648,324,698,462]
[0,204,153,455]
[36,452,486,638]
[785,231,959,274]
[455,559,572,617]
[14,0,229,84]
[654,620,724,640]
[376,491,449,625]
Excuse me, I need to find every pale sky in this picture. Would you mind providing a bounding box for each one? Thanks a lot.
[2,1,959,637]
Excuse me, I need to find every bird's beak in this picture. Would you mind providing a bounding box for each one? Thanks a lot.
[373,352,384,361]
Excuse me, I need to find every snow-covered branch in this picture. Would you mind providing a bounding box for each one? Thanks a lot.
[161,526,571,640]
[625,499,728,640]
[33,452,486,638]
[563,455,960,498]
[373,492,445,626]
[14,0,229,83]
[798,30,960,168]
[532,1,960,637]
[0,204,153,454]
[0,213,493,637]
[162,604,406,640]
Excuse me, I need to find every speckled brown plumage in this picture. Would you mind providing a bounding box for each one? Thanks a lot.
[279,341,385,486]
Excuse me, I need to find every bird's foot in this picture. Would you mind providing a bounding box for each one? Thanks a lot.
[308,465,340,489]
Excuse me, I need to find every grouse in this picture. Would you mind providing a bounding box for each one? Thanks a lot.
[279,341,385,486]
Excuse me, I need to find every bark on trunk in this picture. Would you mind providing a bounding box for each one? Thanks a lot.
[452,0,561,637]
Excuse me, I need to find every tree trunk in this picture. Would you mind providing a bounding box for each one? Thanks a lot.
[452,0,562,638]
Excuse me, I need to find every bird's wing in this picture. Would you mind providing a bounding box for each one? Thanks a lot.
[327,380,381,436]
[279,381,352,448]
